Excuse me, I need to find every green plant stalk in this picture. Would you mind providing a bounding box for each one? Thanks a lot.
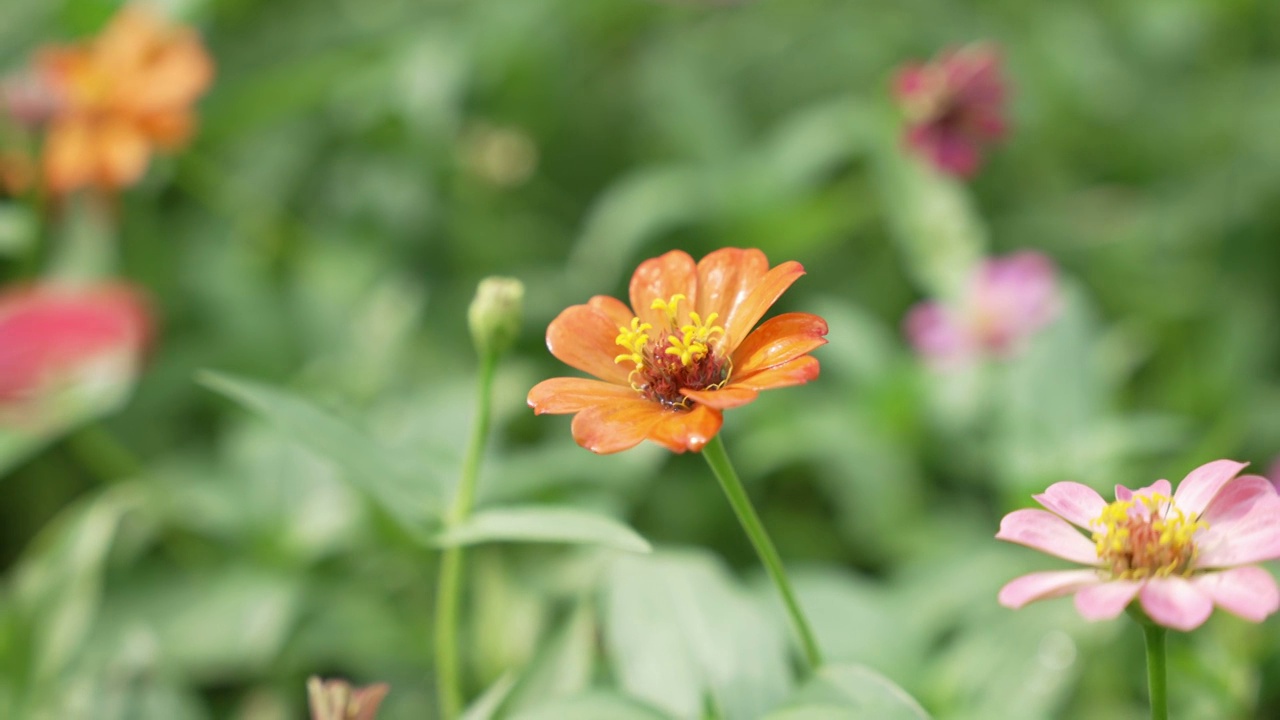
[434,351,498,720]
[701,434,824,670]
[1141,620,1168,720]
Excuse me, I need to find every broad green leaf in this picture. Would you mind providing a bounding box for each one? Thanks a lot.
[90,566,301,677]
[434,506,651,553]
[11,485,145,682]
[764,664,930,720]
[500,601,596,714]
[509,691,674,720]
[0,202,35,256]
[604,549,792,720]
[460,672,517,720]
[198,371,441,539]
[567,166,708,289]
[870,110,986,301]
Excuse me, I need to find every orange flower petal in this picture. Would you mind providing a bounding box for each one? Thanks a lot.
[629,250,697,328]
[128,32,214,111]
[647,403,723,453]
[588,295,636,329]
[97,119,150,189]
[42,119,95,193]
[571,397,668,454]
[732,312,828,378]
[528,377,640,415]
[730,355,820,391]
[140,110,195,148]
[719,260,805,356]
[695,247,769,351]
[546,303,633,385]
[679,386,758,410]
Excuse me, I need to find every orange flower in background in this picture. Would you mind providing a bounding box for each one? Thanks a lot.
[529,248,827,454]
[34,5,214,193]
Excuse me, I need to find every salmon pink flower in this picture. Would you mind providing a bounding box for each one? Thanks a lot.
[894,43,1007,177]
[29,5,214,194]
[0,282,151,427]
[996,460,1280,631]
[307,677,389,720]
[905,250,1058,365]
[528,248,827,454]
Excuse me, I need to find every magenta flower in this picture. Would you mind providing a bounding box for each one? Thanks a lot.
[893,43,1007,177]
[0,282,151,425]
[904,251,1058,366]
[996,460,1280,631]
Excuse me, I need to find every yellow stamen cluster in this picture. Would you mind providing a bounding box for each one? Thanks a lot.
[614,294,727,370]
[663,310,722,367]
[1089,493,1207,580]
[614,317,652,370]
[651,294,686,326]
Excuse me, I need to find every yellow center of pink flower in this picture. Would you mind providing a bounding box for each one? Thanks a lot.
[613,294,729,409]
[1090,493,1207,579]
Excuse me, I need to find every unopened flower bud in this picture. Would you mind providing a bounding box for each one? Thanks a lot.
[468,276,524,357]
[306,677,389,720]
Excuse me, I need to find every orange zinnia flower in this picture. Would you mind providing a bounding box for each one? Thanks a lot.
[528,248,827,454]
[35,5,214,193]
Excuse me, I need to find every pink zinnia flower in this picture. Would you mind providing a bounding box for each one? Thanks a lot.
[904,250,1058,365]
[0,282,151,426]
[893,43,1007,177]
[996,460,1280,631]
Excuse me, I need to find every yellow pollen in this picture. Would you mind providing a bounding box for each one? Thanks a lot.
[614,317,652,370]
[1088,493,1207,580]
[664,333,707,367]
[651,294,686,326]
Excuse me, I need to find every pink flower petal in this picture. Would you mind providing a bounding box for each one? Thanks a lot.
[1129,478,1171,501]
[1194,567,1280,623]
[904,301,973,365]
[995,508,1099,565]
[998,569,1103,609]
[970,252,1059,352]
[1033,482,1107,529]
[1172,459,1248,516]
[1074,580,1141,621]
[1138,577,1213,631]
[1195,494,1280,567]
[1200,475,1276,526]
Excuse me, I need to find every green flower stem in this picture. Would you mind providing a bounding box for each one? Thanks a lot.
[701,434,824,671]
[434,351,498,720]
[1141,620,1169,720]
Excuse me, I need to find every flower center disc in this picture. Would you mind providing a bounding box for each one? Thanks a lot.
[1090,493,1206,579]
[614,294,730,410]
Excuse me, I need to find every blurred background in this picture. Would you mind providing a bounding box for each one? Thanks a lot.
[2,0,1280,718]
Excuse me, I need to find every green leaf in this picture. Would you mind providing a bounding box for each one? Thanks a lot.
[0,202,36,256]
[603,549,792,720]
[433,506,650,554]
[870,112,987,301]
[11,485,145,682]
[764,664,931,720]
[198,371,441,540]
[500,601,596,714]
[509,691,674,720]
[459,672,517,720]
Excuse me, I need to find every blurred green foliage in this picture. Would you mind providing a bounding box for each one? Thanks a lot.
[3,0,1280,718]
